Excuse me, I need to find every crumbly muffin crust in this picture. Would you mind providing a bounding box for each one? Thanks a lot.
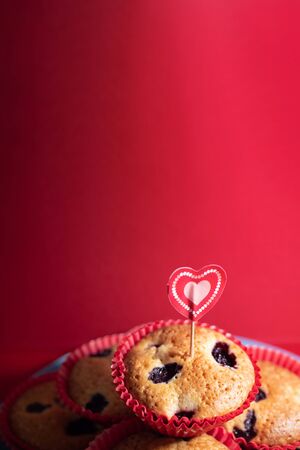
[10,380,102,450]
[113,431,228,449]
[124,324,255,419]
[69,346,129,417]
[224,361,300,446]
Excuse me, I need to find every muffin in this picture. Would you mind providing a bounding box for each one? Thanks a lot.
[57,335,130,421]
[87,419,241,450]
[224,360,300,446]
[112,320,260,437]
[68,346,129,417]
[123,323,256,419]
[113,431,230,449]
[1,374,102,450]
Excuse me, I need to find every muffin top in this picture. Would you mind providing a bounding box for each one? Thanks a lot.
[9,379,102,450]
[69,346,130,417]
[124,324,255,419]
[113,431,229,449]
[224,360,300,446]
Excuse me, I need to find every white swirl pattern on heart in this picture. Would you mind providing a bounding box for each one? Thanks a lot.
[171,269,222,317]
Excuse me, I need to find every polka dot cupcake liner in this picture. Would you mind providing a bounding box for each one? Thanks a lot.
[57,333,126,424]
[229,346,300,450]
[0,373,57,450]
[87,417,242,449]
[111,319,261,438]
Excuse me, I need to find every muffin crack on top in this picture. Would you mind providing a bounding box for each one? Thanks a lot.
[124,324,256,420]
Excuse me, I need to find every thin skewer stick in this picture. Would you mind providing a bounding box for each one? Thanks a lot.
[190,321,195,358]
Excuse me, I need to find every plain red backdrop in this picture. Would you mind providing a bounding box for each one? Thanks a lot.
[1,0,300,395]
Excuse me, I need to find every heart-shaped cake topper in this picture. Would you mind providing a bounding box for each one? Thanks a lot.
[167,265,227,321]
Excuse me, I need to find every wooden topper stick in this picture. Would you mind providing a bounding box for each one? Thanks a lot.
[190,321,195,358]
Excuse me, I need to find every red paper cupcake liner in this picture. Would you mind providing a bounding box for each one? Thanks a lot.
[209,427,243,449]
[111,319,261,438]
[57,333,126,424]
[229,346,300,450]
[0,373,57,450]
[87,418,242,449]
[87,418,145,449]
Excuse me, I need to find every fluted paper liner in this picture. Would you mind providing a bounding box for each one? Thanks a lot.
[111,319,261,438]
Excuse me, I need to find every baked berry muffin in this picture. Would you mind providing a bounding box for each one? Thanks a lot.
[113,431,231,449]
[57,335,131,421]
[87,420,240,450]
[67,346,129,417]
[122,323,257,420]
[2,375,102,450]
[224,360,300,446]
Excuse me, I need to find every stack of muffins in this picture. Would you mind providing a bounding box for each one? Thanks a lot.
[1,320,300,449]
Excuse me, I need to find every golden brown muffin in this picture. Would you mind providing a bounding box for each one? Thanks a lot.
[113,431,229,449]
[10,380,102,450]
[124,324,255,419]
[68,346,129,417]
[224,361,300,446]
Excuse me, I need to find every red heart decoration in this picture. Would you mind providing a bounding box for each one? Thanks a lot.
[167,265,227,321]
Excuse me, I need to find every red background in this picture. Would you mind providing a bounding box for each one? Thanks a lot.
[1,0,300,396]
